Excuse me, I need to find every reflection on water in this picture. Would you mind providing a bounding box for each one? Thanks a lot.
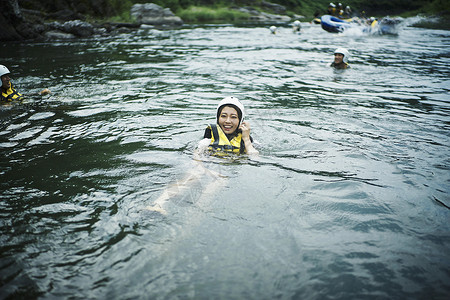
[1,21,449,299]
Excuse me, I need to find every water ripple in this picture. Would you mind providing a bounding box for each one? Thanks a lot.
[1,21,449,299]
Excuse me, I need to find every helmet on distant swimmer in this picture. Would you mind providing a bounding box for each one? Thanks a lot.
[0,65,11,77]
[334,48,350,63]
[216,96,245,126]
[293,20,301,27]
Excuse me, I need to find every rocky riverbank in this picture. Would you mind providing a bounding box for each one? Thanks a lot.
[0,1,179,41]
[1,1,298,41]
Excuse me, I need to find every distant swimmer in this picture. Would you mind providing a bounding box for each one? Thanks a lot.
[1,64,51,103]
[1,65,24,103]
[200,96,258,156]
[344,6,352,18]
[330,48,350,69]
[292,20,301,33]
[270,25,277,34]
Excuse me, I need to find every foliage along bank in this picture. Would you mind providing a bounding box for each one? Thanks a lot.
[3,0,449,41]
[131,0,450,19]
[18,0,450,22]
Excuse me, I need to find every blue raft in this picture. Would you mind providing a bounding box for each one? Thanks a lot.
[320,15,354,33]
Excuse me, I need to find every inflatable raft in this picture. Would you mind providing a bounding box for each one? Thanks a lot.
[363,17,403,35]
[378,17,403,35]
[320,15,354,33]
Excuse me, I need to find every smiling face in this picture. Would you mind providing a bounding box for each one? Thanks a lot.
[1,74,11,89]
[218,106,240,135]
[334,53,344,64]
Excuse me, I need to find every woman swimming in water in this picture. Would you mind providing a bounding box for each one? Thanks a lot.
[146,96,258,214]
[199,96,259,156]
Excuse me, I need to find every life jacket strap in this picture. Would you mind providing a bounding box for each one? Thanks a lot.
[1,86,23,102]
[209,124,240,153]
[210,124,220,147]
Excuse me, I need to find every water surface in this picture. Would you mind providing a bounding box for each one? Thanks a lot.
[1,20,449,299]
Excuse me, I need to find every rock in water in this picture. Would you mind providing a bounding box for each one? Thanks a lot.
[131,3,183,26]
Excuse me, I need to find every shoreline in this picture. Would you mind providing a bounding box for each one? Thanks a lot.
[1,1,449,42]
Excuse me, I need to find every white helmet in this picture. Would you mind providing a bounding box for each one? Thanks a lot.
[334,48,350,63]
[0,65,10,77]
[216,96,245,125]
[293,20,301,27]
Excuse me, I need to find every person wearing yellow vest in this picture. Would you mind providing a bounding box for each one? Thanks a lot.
[1,65,51,103]
[327,3,337,16]
[146,97,258,214]
[1,65,24,103]
[202,96,258,155]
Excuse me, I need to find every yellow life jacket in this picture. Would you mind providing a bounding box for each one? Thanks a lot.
[371,20,378,28]
[1,84,24,102]
[208,124,242,154]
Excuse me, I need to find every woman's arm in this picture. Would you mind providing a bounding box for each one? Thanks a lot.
[194,138,211,160]
[239,121,259,155]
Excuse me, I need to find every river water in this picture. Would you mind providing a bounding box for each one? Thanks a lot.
[1,19,449,299]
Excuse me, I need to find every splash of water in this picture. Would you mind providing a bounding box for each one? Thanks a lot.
[340,17,404,36]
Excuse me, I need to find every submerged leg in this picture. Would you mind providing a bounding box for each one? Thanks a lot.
[145,161,226,214]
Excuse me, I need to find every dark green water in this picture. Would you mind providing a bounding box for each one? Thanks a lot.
[1,19,449,299]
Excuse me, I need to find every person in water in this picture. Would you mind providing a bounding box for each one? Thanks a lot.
[200,96,258,155]
[1,64,51,103]
[344,6,352,18]
[337,3,344,18]
[292,20,301,33]
[1,65,24,102]
[331,48,350,69]
[269,26,277,34]
[146,96,258,214]
[327,3,337,16]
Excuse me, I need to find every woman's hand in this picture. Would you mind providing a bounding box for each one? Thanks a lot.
[39,88,51,96]
[239,121,251,140]
[239,121,259,155]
